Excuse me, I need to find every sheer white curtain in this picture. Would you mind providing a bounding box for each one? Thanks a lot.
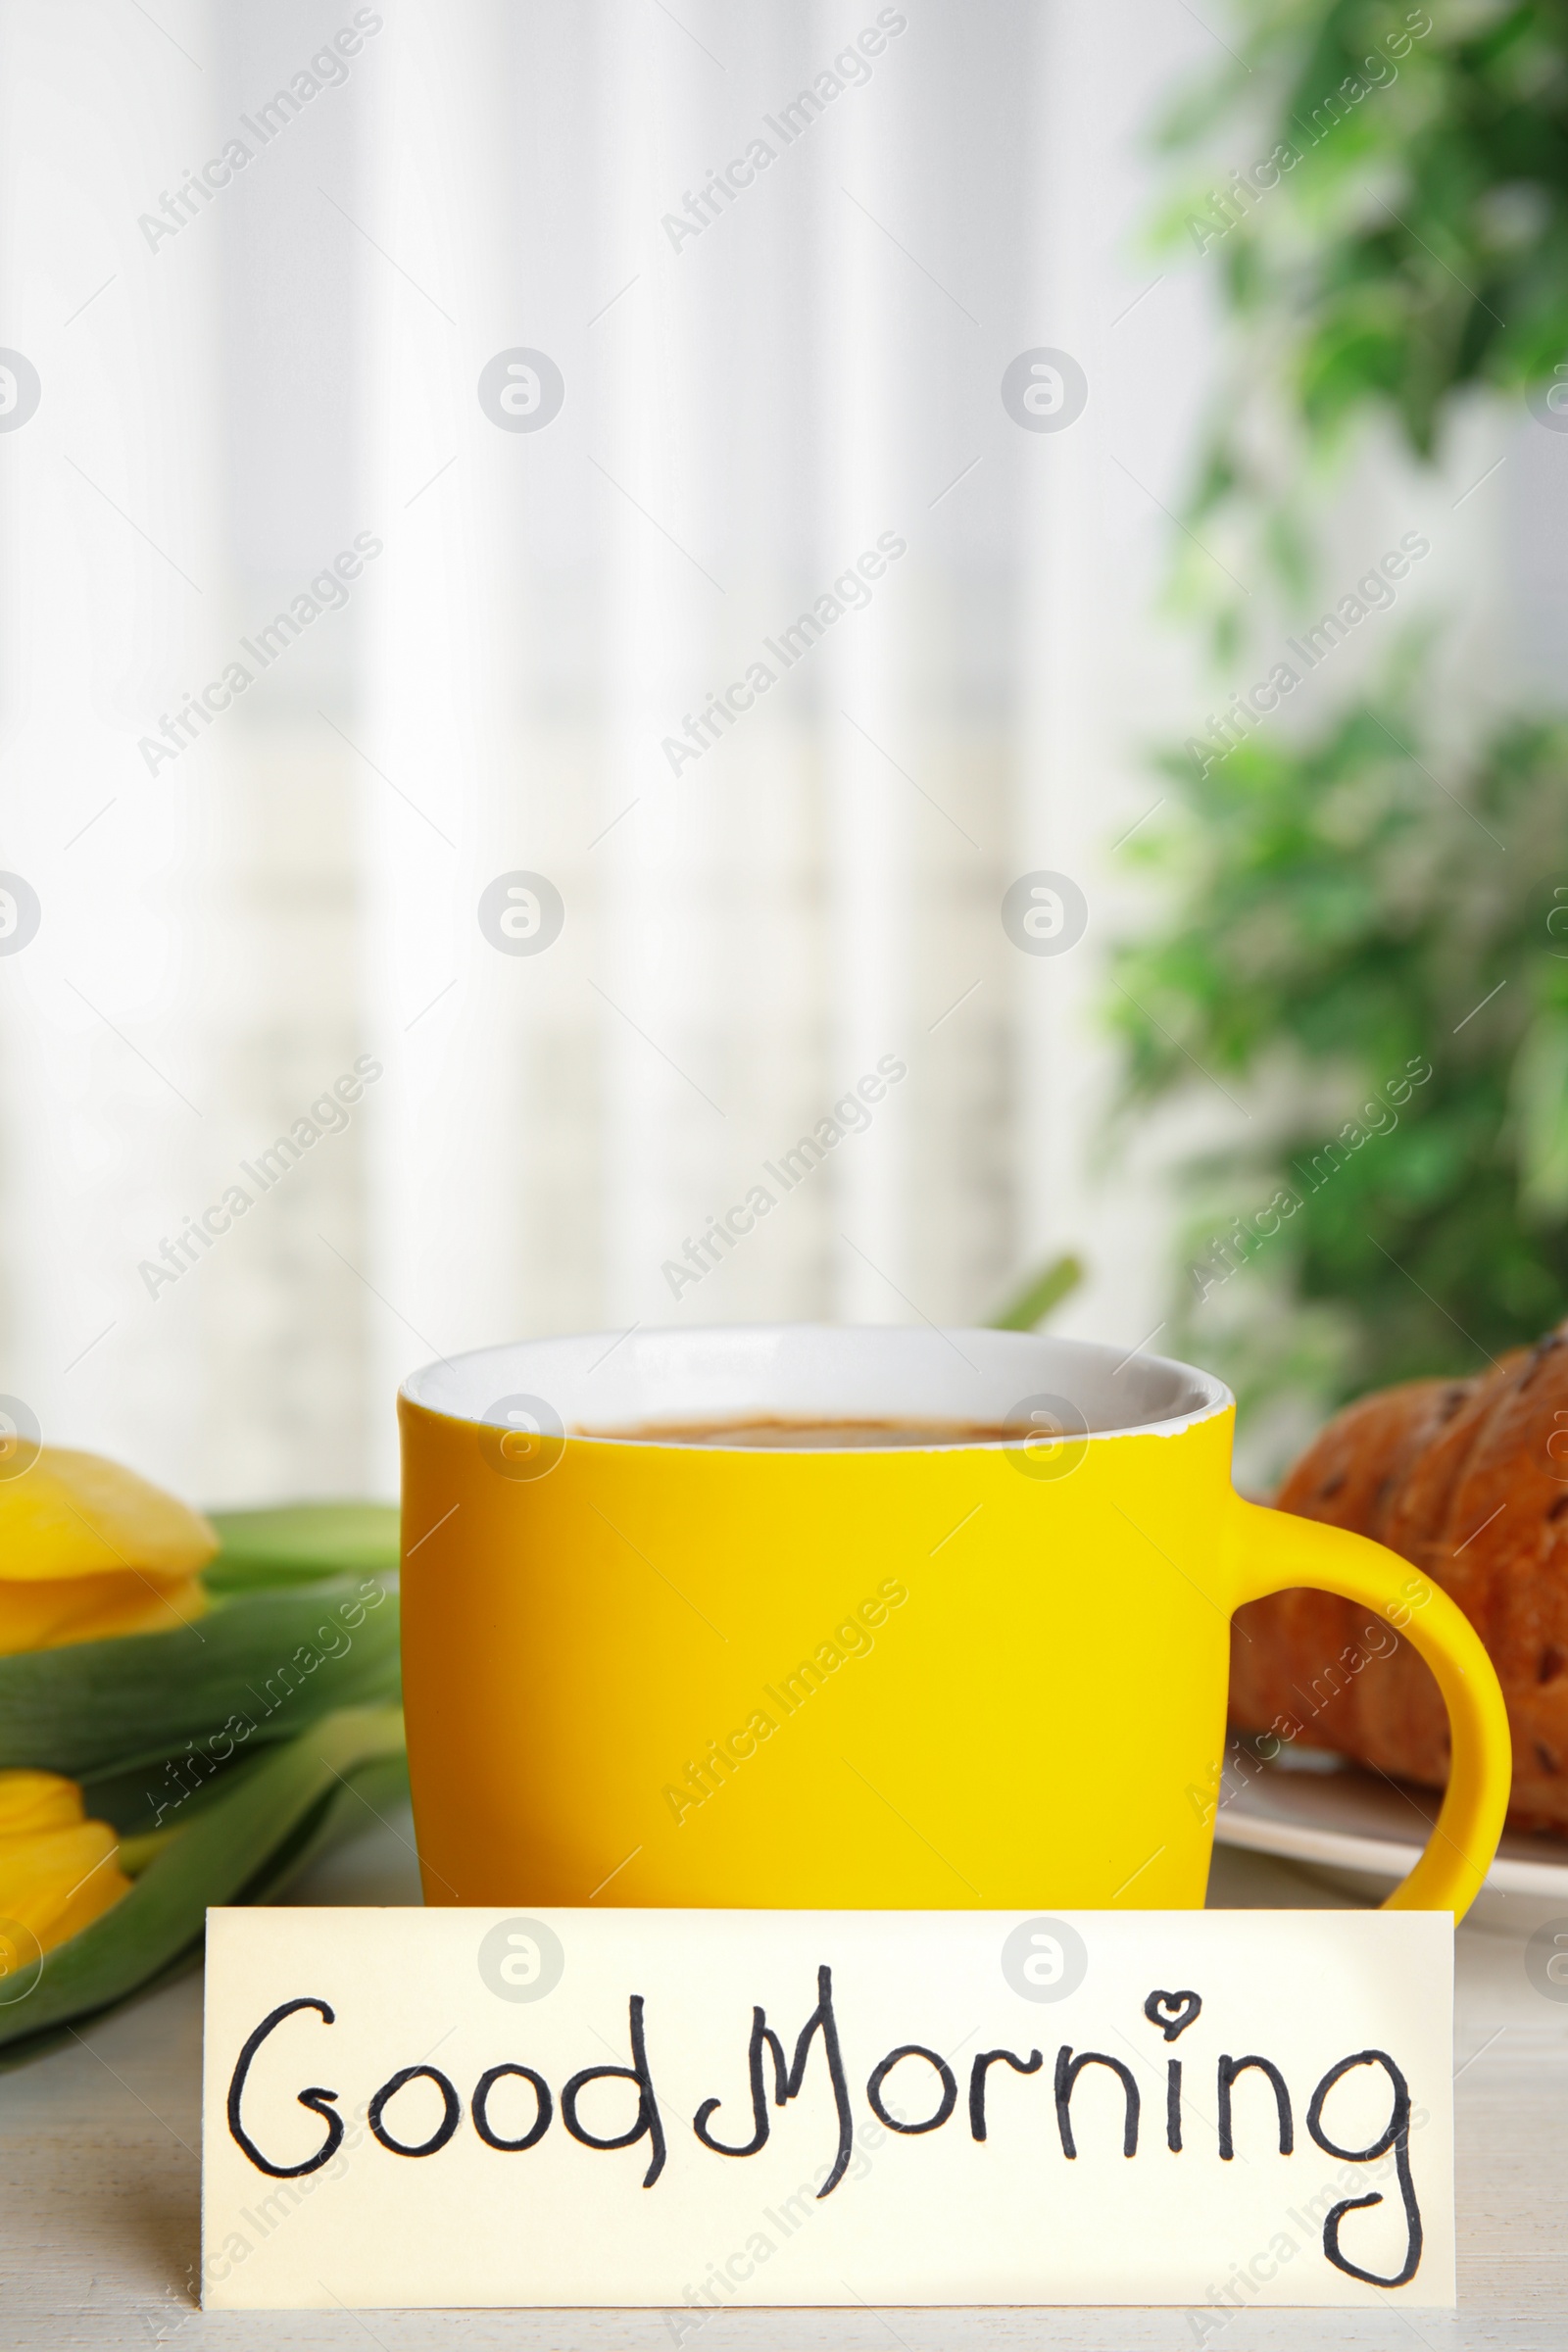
[0,1,230,1484]
[0,0,1234,1503]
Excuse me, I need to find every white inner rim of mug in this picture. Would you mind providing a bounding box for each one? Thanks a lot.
[401,1325,1232,1451]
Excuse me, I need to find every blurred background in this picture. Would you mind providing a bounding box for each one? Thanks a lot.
[0,0,1564,1507]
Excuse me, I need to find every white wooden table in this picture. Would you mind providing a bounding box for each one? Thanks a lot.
[3,1824,1564,2349]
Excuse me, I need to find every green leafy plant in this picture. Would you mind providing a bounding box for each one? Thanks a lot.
[1156,0,1568,648]
[1111,0,1568,1455]
[1117,695,1568,1415]
[0,1504,405,2064]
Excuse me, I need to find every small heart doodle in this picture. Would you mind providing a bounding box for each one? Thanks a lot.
[1144,1988,1201,2041]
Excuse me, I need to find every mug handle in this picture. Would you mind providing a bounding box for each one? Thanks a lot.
[1227,1495,1512,1916]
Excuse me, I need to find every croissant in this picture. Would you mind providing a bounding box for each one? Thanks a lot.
[1229,1325,1568,1832]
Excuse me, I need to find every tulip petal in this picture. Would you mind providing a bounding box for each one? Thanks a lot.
[0,1448,217,1583]
[0,1771,82,1838]
[0,1570,208,1656]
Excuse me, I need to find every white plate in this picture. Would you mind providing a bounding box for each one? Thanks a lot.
[1214,1747,1568,1898]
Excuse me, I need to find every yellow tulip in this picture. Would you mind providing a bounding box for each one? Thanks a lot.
[0,1446,213,1654]
[0,1772,131,1965]
[0,1446,217,1579]
[0,1568,208,1656]
[0,1770,87,1838]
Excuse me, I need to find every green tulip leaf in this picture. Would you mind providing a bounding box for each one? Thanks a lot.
[0,1574,399,1783]
[204,1501,400,1592]
[0,1706,409,2066]
[989,1253,1086,1332]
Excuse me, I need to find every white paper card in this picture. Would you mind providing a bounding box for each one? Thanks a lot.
[201,1906,1453,2312]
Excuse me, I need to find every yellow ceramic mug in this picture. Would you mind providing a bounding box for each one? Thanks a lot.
[398,1326,1510,1917]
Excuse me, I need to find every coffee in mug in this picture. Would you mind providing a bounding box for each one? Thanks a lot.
[579,1415,1029,1449]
